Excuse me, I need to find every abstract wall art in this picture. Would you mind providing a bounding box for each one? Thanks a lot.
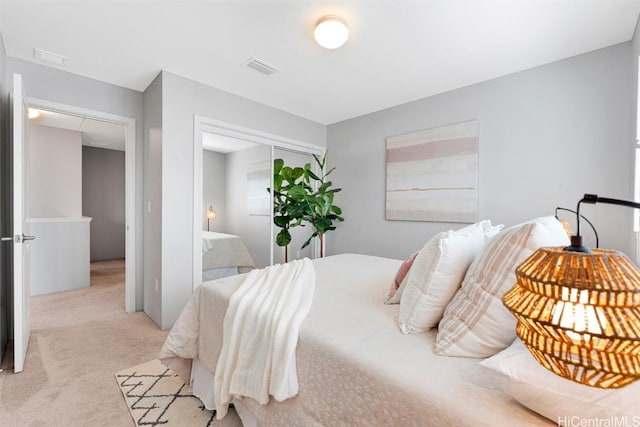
[386,120,478,223]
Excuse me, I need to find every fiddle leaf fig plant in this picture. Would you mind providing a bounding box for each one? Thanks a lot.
[300,152,344,257]
[270,158,308,261]
[270,151,344,261]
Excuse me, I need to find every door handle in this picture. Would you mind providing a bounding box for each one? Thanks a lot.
[1,234,36,243]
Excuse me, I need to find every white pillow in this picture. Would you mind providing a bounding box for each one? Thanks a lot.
[398,220,502,334]
[434,216,570,357]
[480,339,640,422]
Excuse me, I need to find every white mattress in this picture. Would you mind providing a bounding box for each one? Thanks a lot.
[202,231,255,271]
[161,254,552,426]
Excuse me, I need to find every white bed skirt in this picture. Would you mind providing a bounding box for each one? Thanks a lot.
[191,358,259,427]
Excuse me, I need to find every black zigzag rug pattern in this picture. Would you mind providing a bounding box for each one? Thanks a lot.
[115,359,217,427]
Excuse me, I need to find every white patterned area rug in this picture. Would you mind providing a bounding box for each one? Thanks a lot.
[115,359,242,427]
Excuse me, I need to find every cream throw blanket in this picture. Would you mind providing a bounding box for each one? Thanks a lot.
[213,258,316,419]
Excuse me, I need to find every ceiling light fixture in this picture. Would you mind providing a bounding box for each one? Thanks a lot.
[314,15,349,49]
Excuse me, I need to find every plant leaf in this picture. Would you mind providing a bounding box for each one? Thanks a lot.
[274,215,290,227]
[274,158,284,174]
[273,174,283,190]
[276,229,292,247]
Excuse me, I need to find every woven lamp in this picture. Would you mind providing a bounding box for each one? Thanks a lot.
[504,246,640,388]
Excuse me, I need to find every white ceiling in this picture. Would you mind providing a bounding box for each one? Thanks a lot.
[30,109,125,151]
[2,1,640,125]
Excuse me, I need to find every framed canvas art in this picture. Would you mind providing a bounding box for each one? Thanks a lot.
[386,120,478,223]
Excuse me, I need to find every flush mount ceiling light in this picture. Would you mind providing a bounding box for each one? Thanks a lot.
[28,108,40,119]
[314,15,349,49]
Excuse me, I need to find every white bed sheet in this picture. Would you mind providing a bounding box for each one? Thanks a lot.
[202,231,255,272]
[161,253,552,426]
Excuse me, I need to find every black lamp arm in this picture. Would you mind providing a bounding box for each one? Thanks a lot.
[581,194,640,210]
[572,193,640,252]
[555,207,599,248]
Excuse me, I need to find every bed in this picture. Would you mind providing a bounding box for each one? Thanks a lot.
[202,231,256,280]
[160,253,552,426]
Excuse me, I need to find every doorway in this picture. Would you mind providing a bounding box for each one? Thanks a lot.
[27,98,136,312]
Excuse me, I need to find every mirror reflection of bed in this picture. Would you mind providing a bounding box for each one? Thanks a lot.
[201,231,255,280]
[201,132,271,280]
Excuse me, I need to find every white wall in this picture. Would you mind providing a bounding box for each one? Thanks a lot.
[29,218,91,296]
[29,124,82,217]
[203,149,226,232]
[6,57,145,310]
[157,71,326,329]
[327,42,635,259]
[225,144,272,268]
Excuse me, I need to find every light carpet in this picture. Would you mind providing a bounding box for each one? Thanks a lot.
[0,260,170,426]
[116,359,241,427]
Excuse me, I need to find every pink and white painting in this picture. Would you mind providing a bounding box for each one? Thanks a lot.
[386,120,478,223]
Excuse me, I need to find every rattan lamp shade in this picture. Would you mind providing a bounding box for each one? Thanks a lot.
[503,247,640,389]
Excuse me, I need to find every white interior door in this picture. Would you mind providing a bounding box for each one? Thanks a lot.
[12,73,33,373]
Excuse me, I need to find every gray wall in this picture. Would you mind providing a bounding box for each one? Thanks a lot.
[0,31,8,362]
[225,144,272,268]
[5,58,145,310]
[155,71,326,329]
[143,73,162,326]
[82,146,125,261]
[327,42,635,259]
[202,149,226,232]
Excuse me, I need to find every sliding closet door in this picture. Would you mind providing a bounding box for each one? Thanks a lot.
[272,148,317,264]
[224,143,272,268]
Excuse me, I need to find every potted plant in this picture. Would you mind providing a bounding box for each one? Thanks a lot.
[271,152,344,260]
[300,152,344,258]
[270,158,307,262]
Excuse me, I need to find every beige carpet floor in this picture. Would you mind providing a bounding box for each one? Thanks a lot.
[0,259,170,427]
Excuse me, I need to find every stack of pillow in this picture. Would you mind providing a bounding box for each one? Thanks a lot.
[388,216,572,353]
[386,216,639,422]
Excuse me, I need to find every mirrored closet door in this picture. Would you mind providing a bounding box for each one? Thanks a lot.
[195,119,323,286]
[201,133,272,281]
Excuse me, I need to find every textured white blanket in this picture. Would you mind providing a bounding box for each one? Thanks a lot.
[213,258,315,419]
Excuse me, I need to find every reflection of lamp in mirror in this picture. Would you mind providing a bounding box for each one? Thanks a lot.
[206,206,217,231]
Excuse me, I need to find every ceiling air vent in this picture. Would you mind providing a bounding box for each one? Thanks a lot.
[34,48,67,65]
[243,57,279,76]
